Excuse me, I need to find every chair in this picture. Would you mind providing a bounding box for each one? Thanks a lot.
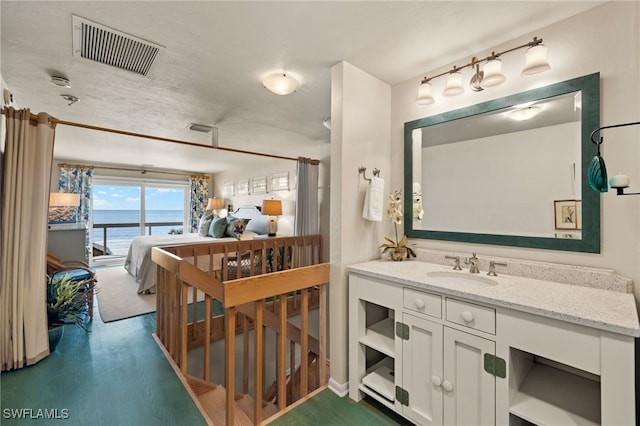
[46,253,97,318]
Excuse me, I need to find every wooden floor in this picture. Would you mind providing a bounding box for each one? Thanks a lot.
[269,388,413,426]
[1,311,409,426]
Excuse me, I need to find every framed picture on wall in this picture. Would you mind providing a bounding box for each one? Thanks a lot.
[270,171,289,191]
[222,181,235,196]
[250,176,267,194]
[554,200,578,230]
[236,179,249,195]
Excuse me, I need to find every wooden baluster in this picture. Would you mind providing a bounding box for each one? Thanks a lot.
[254,300,264,423]
[191,286,198,342]
[319,283,327,386]
[243,313,250,394]
[289,341,296,402]
[300,288,309,397]
[225,307,236,426]
[277,294,287,409]
[204,294,211,382]
[180,281,189,374]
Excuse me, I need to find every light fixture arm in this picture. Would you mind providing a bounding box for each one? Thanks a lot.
[590,121,640,145]
[589,121,640,196]
[421,37,544,83]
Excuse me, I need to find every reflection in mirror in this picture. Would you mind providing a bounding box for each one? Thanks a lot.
[415,92,581,238]
[404,73,600,252]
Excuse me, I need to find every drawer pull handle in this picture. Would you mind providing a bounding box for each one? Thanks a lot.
[431,376,442,387]
[461,310,474,322]
[442,380,454,392]
[415,298,425,309]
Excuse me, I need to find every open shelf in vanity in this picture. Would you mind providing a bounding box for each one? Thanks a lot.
[357,302,397,408]
[509,349,600,425]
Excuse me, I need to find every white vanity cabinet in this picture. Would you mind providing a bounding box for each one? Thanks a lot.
[348,261,639,426]
[349,274,497,425]
[401,313,496,425]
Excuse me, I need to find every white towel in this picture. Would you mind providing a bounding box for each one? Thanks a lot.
[362,176,385,222]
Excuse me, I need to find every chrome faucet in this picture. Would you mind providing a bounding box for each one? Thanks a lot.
[487,260,508,276]
[445,255,462,270]
[465,253,480,273]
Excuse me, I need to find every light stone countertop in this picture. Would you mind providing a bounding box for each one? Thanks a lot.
[348,260,640,338]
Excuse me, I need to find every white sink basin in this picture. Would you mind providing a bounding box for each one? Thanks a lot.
[427,271,498,287]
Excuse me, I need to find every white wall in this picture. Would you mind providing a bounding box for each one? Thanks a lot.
[391,2,640,295]
[330,61,391,386]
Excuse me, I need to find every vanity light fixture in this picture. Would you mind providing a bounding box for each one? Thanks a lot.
[415,36,550,106]
[442,67,465,96]
[262,73,299,95]
[588,121,640,194]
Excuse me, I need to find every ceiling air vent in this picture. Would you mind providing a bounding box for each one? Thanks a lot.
[72,15,164,76]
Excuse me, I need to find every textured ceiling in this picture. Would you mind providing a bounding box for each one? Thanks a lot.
[1,1,603,174]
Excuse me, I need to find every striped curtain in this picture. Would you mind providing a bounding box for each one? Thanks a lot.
[189,175,209,232]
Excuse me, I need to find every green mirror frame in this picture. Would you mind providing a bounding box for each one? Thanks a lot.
[404,73,600,253]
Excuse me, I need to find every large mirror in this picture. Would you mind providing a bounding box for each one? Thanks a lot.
[404,73,600,252]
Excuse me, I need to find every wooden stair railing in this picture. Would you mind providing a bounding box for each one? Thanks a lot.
[151,235,327,426]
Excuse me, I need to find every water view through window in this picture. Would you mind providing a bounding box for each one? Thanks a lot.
[93,183,187,257]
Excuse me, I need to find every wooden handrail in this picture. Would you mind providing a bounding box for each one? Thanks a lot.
[223,264,330,307]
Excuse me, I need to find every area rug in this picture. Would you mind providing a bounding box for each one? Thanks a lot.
[96,265,208,322]
[96,266,157,322]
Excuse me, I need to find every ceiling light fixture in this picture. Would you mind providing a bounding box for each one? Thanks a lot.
[508,105,543,121]
[262,73,299,95]
[50,76,71,88]
[415,36,550,106]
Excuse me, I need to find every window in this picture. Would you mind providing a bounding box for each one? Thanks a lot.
[92,177,188,258]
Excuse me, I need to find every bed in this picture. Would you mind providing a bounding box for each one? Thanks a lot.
[124,205,268,293]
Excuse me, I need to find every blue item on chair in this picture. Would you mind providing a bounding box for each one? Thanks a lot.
[47,253,97,318]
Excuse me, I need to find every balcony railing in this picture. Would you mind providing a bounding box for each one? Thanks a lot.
[92,221,183,257]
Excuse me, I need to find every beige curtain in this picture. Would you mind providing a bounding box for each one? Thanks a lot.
[1,107,56,371]
[294,157,320,236]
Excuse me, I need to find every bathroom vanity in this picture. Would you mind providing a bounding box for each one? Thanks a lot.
[348,258,639,425]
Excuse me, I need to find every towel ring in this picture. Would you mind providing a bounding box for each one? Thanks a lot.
[358,166,380,182]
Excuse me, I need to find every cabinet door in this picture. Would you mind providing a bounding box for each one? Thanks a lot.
[443,327,495,426]
[402,313,443,426]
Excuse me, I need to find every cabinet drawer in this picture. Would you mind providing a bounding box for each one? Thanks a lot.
[403,288,442,318]
[446,298,495,334]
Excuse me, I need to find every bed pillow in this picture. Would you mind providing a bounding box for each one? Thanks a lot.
[240,231,258,241]
[208,216,228,238]
[225,215,251,240]
[197,214,214,237]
